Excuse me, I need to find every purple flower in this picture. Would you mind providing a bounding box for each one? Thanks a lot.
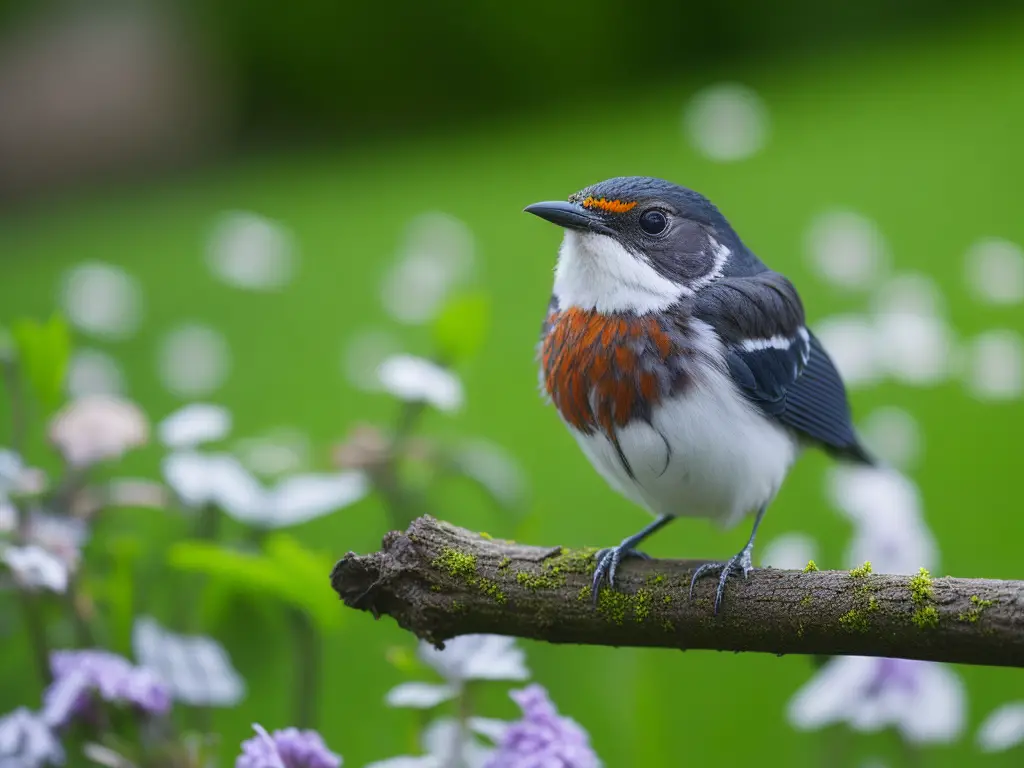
[42,650,171,728]
[0,707,65,767]
[237,724,342,768]
[484,685,600,768]
[787,655,965,744]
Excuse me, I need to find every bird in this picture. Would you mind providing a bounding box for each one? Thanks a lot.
[524,176,874,614]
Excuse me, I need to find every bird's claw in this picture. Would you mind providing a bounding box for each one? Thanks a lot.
[590,545,650,605]
[688,546,755,615]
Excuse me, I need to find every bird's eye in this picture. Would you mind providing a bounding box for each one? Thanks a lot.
[639,209,668,236]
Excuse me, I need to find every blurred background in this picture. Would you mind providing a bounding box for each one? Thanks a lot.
[1,0,1023,766]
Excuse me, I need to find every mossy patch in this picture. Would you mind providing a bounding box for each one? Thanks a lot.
[498,556,512,571]
[515,570,559,591]
[577,585,592,602]
[909,567,938,629]
[547,546,599,577]
[512,546,599,592]
[430,547,506,603]
[803,560,819,573]
[839,596,879,633]
[913,604,939,629]
[596,588,630,625]
[909,567,934,603]
[477,577,507,604]
[839,565,878,633]
[958,594,994,623]
[850,561,872,578]
[478,531,493,540]
[432,547,477,581]
[634,588,652,622]
[800,594,813,607]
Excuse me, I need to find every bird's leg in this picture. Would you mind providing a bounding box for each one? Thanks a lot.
[688,504,768,615]
[591,515,673,604]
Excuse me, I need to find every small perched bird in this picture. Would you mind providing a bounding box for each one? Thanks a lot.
[525,176,873,614]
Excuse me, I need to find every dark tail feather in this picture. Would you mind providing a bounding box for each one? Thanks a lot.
[830,439,877,467]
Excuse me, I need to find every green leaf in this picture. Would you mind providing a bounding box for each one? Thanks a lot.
[10,313,71,411]
[432,291,490,365]
[167,536,341,632]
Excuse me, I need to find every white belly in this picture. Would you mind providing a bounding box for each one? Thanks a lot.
[569,371,799,530]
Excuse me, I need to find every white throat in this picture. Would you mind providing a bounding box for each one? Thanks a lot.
[552,230,684,314]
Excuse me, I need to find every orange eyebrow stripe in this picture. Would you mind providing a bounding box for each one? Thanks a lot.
[581,196,637,214]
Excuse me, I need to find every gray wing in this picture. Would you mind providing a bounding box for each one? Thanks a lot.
[694,271,873,464]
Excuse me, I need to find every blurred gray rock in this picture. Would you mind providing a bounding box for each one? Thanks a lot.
[0,5,232,204]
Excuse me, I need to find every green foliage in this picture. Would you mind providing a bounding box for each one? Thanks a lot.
[433,291,491,366]
[9,313,71,412]
[3,18,1024,765]
[167,534,341,632]
[191,0,986,137]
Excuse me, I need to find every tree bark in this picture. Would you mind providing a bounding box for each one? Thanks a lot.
[329,515,1024,668]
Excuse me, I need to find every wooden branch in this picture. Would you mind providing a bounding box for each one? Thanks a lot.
[329,516,1024,668]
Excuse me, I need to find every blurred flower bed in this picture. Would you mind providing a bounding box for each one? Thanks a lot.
[3,22,1024,763]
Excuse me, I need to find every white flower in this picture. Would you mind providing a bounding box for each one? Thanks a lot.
[418,635,529,685]
[0,502,14,535]
[132,616,245,707]
[787,656,965,745]
[22,513,88,575]
[267,474,369,527]
[826,465,939,574]
[157,403,232,449]
[0,449,21,492]
[964,329,1022,402]
[964,237,1024,306]
[157,323,231,398]
[683,83,769,163]
[81,743,134,768]
[804,210,889,291]
[812,315,882,389]
[162,451,369,528]
[1,544,69,593]
[66,349,125,398]
[0,450,21,533]
[858,407,922,471]
[976,701,1024,753]
[59,262,143,341]
[376,355,463,412]
[205,211,296,292]
[759,532,818,570]
[162,451,263,511]
[365,718,498,768]
[0,707,65,767]
[381,213,476,325]
[385,682,456,709]
[48,395,149,468]
[873,311,955,386]
[234,428,310,478]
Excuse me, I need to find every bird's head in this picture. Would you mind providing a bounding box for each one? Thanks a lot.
[525,176,755,314]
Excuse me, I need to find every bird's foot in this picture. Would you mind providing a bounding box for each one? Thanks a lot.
[590,544,651,605]
[688,545,756,615]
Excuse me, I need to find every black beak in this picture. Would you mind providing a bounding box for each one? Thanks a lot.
[523,200,615,236]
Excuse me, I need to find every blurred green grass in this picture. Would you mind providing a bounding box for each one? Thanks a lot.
[2,13,1024,767]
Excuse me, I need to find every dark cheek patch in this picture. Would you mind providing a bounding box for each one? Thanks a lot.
[644,219,714,284]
